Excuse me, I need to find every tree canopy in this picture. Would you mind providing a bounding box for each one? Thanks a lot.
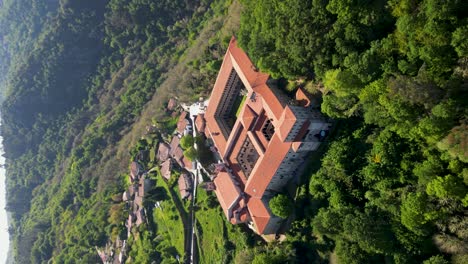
[239,0,468,263]
[269,194,293,219]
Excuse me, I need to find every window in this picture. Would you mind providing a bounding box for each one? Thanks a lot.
[261,119,275,141]
[236,137,259,179]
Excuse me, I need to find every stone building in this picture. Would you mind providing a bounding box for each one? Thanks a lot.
[204,37,330,235]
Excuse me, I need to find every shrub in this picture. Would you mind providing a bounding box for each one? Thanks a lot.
[423,255,449,264]
[183,147,198,161]
[269,194,293,219]
[180,135,194,149]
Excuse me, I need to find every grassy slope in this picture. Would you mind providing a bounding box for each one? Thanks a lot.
[195,188,228,263]
[113,0,241,165]
[153,176,186,257]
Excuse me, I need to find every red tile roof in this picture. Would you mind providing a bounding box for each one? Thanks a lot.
[126,214,134,234]
[138,176,151,197]
[157,142,171,162]
[241,105,257,130]
[293,120,311,141]
[125,185,136,200]
[178,174,192,199]
[204,37,323,235]
[277,106,297,141]
[205,54,234,155]
[203,38,293,234]
[254,84,286,122]
[239,209,250,222]
[170,136,180,152]
[134,195,143,208]
[195,114,206,134]
[169,136,184,162]
[292,142,303,152]
[244,134,291,199]
[213,171,241,219]
[160,159,172,180]
[130,161,142,181]
[172,146,184,162]
[247,198,271,234]
[295,88,311,107]
[167,98,177,111]
[182,156,193,170]
[136,208,145,226]
[230,206,251,224]
[177,112,189,134]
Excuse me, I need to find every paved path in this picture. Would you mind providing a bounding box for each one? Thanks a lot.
[178,100,209,264]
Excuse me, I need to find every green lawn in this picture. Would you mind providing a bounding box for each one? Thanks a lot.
[195,189,228,263]
[195,188,251,263]
[152,175,186,258]
[234,95,247,117]
[222,94,247,134]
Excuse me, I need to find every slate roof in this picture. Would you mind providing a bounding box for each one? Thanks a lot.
[169,136,180,156]
[160,159,172,180]
[157,142,171,162]
[130,161,143,181]
[167,98,177,111]
[135,209,146,226]
[178,173,193,199]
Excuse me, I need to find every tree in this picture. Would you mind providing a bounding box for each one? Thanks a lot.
[437,124,468,162]
[413,155,445,186]
[452,254,468,264]
[183,147,197,161]
[238,0,334,78]
[433,233,468,254]
[251,245,294,264]
[312,208,345,237]
[323,69,362,97]
[451,25,468,57]
[387,69,443,109]
[252,253,287,264]
[400,192,434,236]
[426,175,467,200]
[342,210,396,254]
[180,135,194,149]
[334,239,371,264]
[321,93,359,118]
[393,223,433,256]
[269,194,293,219]
[234,249,254,264]
[321,69,362,118]
[423,255,449,264]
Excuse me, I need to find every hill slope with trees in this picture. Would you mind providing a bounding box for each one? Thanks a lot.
[0,0,232,262]
[0,0,466,263]
[239,0,467,263]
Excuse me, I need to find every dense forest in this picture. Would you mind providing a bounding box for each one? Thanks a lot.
[238,0,467,263]
[0,0,466,263]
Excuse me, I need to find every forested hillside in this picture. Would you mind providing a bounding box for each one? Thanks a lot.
[0,0,230,262]
[1,0,466,263]
[238,0,467,263]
